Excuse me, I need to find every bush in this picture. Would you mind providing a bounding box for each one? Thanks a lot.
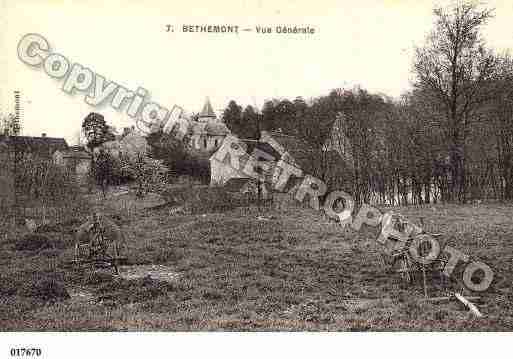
[16,154,82,205]
[14,233,53,251]
[0,275,70,303]
[121,153,169,198]
[20,278,70,303]
[11,154,93,228]
[82,271,116,286]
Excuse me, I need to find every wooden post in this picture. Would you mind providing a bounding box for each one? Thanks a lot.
[422,264,428,298]
[454,292,483,318]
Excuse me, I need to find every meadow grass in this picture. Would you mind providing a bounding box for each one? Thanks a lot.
[1,201,512,331]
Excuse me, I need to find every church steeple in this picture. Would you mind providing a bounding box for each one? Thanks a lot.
[198,97,216,122]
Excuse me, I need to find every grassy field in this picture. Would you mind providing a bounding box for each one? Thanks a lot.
[1,199,512,331]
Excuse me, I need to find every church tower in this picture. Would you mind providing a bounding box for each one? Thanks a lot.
[188,97,230,156]
[197,97,217,123]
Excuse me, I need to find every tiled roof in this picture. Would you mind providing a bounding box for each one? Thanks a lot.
[211,132,315,176]
[0,135,68,157]
[205,123,230,136]
[61,146,91,159]
[223,178,251,192]
[261,131,315,173]
[241,139,281,160]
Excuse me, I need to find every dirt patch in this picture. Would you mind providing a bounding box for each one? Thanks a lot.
[284,299,336,323]
[341,298,394,312]
[68,267,178,307]
[119,264,180,283]
[67,286,95,305]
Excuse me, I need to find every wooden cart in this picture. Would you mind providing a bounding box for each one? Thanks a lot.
[67,214,127,274]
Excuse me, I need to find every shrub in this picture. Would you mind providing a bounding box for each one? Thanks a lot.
[82,271,116,286]
[14,233,53,251]
[10,154,93,227]
[121,153,168,198]
[16,154,82,206]
[0,275,70,303]
[20,278,70,303]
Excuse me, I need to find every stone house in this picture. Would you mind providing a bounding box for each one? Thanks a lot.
[0,133,69,159]
[96,131,149,160]
[187,98,230,159]
[53,145,92,181]
[209,131,316,204]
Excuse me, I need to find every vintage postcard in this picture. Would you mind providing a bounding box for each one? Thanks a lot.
[0,0,512,356]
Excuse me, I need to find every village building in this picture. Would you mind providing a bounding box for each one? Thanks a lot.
[53,145,92,181]
[0,133,69,159]
[187,97,231,159]
[209,130,316,204]
[96,130,149,160]
[159,98,231,181]
[210,130,315,185]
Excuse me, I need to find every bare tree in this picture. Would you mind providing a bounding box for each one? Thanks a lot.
[1,113,21,136]
[413,2,499,202]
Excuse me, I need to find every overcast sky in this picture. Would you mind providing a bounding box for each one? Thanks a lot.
[2,0,513,144]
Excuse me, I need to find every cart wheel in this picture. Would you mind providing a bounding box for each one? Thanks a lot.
[400,255,412,283]
[74,242,79,262]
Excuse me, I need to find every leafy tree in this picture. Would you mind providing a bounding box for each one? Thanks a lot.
[121,153,168,198]
[240,105,259,139]
[81,112,116,193]
[273,99,295,134]
[222,100,243,136]
[292,97,308,137]
[81,112,113,152]
[92,149,116,198]
[1,113,21,136]
[146,130,189,175]
[261,100,277,131]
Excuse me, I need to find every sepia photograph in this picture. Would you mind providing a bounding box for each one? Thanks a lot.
[0,0,512,356]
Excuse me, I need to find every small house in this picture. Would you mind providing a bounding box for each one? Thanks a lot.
[209,131,316,203]
[53,145,92,180]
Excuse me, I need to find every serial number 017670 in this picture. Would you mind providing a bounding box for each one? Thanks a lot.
[10,348,42,357]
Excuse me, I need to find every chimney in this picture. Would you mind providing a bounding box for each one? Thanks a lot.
[41,133,47,138]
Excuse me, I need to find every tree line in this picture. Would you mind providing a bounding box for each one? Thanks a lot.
[220,2,513,205]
